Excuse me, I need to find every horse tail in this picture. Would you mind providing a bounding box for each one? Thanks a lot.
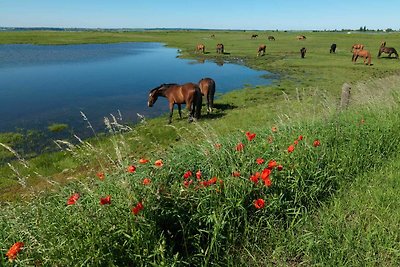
[208,79,216,113]
[194,88,202,119]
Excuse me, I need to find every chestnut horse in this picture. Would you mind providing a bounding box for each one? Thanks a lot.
[198,78,216,114]
[267,35,275,41]
[297,35,306,40]
[196,44,205,53]
[352,49,372,65]
[148,83,202,123]
[216,43,224,54]
[351,44,364,52]
[257,44,266,57]
[378,46,398,59]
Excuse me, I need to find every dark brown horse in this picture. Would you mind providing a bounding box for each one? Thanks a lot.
[148,83,202,123]
[330,43,337,53]
[267,35,275,41]
[378,46,398,58]
[300,47,307,58]
[251,34,258,39]
[352,49,372,65]
[257,44,266,57]
[196,44,205,53]
[198,78,216,114]
[216,43,224,54]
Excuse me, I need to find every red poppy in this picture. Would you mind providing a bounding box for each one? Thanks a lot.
[154,159,163,167]
[271,126,278,132]
[67,193,80,205]
[250,173,260,184]
[132,201,144,215]
[261,168,271,180]
[313,139,321,147]
[298,135,303,141]
[183,180,193,188]
[246,131,256,141]
[139,158,149,164]
[100,195,111,205]
[236,142,244,151]
[96,172,105,181]
[294,140,299,145]
[6,242,24,261]
[288,144,295,153]
[127,165,136,173]
[208,177,218,185]
[277,164,283,171]
[183,170,192,179]
[232,171,241,177]
[263,176,272,187]
[267,160,277,169]
[214,143,222,149]
[143,178,151,185]
[254,198,265,209]
[256,158,265,165]
[196,170,202,180]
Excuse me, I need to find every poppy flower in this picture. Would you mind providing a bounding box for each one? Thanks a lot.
[154,159,163,167]
[139,158,149,164]
[67,193,80,205]
[256,158,265,165]
[261,168,271,180]
[298,135,303,141]
[288,144,295,153]
[100,195,111,205]
[267,160,277,169]
[6,242,24,261]
[271,126,278,132]
[294,140,299,145]
[232,171,241,177]
[277,164,283,171]
[208,177,218,185]
[250,173,260,184]
[236,142,244,151]
[313,139,321,147]
[254,198,265,209]
[263,176,272,187]
[132,202,144,215]
[214,143,222,149]
[143,178,151,185]
[183,170,192,179]
[183,180,193,188]
[246,131,256,141]
[127,165,136,173]
[96,172,105,181]
[196,170,202,180]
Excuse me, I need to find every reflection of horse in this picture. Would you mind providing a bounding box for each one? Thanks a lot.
[378,46,398,58]
[351,44,364,52]
[297,35,306,40]
[267,35,275,41]
[330,43,337,53]
[198,78,216,114]
[300,47,307,58]
[196,44,205,53]
[251,34,258,39]
[352,49,372,65]
[216,43,224,54]
[148,83,202,123]
[257,44,266,56]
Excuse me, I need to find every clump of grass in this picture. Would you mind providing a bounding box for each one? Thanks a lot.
[47,123,68,133]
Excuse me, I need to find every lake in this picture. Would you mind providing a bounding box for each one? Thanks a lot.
[0,42,273,135]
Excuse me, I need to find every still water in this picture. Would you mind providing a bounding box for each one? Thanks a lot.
[0,42,272,134]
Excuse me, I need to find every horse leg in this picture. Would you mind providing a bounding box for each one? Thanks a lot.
[178,104,182,119]
[168,103,174,124]
[187,101,194,122]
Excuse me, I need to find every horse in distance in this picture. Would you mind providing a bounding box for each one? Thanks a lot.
[267,35,275,41]
[297,35,306,40]
[378,45,398,59]
[148,83,202,123]
[300,47,307,58]
[330,43,337,53]
[196,44,205,53]
[251,34,258,39]
[257,44,266,57]
[216,43,224,54]
[198,78,216,114]
[351,44,364,52]
[352,49,372,65]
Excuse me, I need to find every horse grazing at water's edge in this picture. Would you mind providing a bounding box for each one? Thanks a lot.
[352,49,372,65]
[148,83,202,123]
[267,35,275,41]
[198,78,216,114]
[216,43,224,54]
[330,43,337,53]
[296,35,306,40]
[300,47,307,58]
[378,46,398,59]
[351,44,364,52]
[196,44,205,53]
[257,44,266,57]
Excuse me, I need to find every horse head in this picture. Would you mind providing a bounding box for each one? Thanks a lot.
[148,85,164,107]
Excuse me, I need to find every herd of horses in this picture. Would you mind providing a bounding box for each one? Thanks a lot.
[150,34,399,123]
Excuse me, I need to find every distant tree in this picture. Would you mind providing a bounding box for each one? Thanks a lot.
[363,26,367,31]
[386,28,393,32]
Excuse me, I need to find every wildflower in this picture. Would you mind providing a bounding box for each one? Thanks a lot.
[132,202,144,215]
[261,168,271,180]
[313,139,321,147]
[294,140,299,145]
[246,131,256,141]
[250,172,260,184]
[256,157,265,165]
[208,177,218,185]
[196,170,202,180]
[100,195,111,205]
[263,176,272,187]
[271,126,278,132]
[154,159,163,167]
[139,158,149,164]
[6,242,24,261]
[96,172,105,181]
[67,193,80,205]
[232,171,241,177]
[143,178,151,185]
[183,180,193,188]
[298,135,303,141]
[277,164,283,171]
[267,160,277,169]
[127,165,136,173]
[183,170,192,179]
[288,144,295,153]
[267,135,273,143]
[214,143,222,149]
[253,198,265,209]
[236,142,244,151]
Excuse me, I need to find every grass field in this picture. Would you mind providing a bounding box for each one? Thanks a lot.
[1,30,400,266]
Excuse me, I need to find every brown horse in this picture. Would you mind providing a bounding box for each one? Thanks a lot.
[352,49,372,65]
[300,47,307,58]
[198,78,216,114]
[351,44,364,52]
[216,43,224,54]
[378,46,398,58]
[257,44,266,57]
[267,35,275,41]
[148,83,202,123]
[297,35,306,40]
[196,44,205,53]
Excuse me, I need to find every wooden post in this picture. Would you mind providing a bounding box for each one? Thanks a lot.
[340,83,351,110]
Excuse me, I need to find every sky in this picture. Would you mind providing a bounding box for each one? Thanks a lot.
[1,0,399,31]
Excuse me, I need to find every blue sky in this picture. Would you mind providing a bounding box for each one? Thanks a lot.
[1,0,399,30]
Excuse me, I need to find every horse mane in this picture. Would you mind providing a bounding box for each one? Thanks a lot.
[150,83,178,93]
